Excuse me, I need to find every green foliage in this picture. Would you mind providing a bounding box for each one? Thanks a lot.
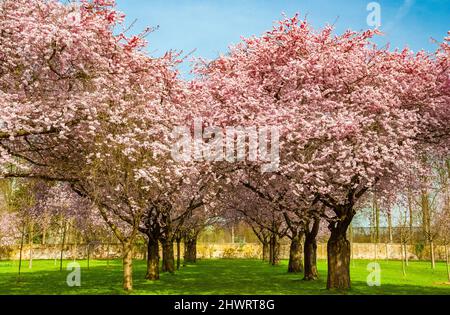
[415,242,426,259]
[221,244,260,259]
[0,179,15,211]
[197,244,216,259]
[221,247,238,259]
[0,179,36,214]
[0,246,14,260]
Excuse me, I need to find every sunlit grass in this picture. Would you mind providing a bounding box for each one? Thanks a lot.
[0,258,449,295]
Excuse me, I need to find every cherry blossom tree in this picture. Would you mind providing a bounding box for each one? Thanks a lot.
[137,162,223,278]
[1,0,448,293]
[0,0,184,291]
[180,207,215,266]
[0,212,20,249]
[236,169,324,277]
[193,15,448,289]
[229,185,286,266]
[36,182,109,268]
[5,180,41,273]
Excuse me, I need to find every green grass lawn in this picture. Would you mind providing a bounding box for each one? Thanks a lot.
[0,258,449,295]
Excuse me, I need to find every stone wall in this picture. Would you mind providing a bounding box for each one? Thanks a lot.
[198,243,448,261]
[0,244,143,261]
[0,242,447,261]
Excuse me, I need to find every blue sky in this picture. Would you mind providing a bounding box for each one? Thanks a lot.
[115,0,450,77]
[110,1,448,228]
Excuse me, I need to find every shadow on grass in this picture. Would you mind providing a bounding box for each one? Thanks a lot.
[0,259,449,295]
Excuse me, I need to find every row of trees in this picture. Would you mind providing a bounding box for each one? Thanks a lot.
[0,179,207,273]
[0,0,449,290]
[361,159,450,270]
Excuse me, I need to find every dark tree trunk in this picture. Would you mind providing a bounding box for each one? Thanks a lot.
[269,233,280,266]
[262,241,269,261]
[269,237,274,263]
[304,218,320,281]
[146,237,160,280]
[304,235,319,280]
[250,226,270,262]
[327,231,351,289]
[161,239,175,273]
[122,241,133,291]
[176,238,181,270]
[184,236,197,264]
[327,208,353,290]
[288,234,303,273]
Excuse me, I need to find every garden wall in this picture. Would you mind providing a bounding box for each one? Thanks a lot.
[197,242,448,261]
[0,242,447,261]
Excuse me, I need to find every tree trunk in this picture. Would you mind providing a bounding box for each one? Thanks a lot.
[430,240,436,270]
[87,243,90,270]
[421,189,434,269]
[161,239,175,273]
[18,222,25,276]
[375,199,380,243]
[231,225,235,244]
[176,238,181,270]
[142,239,148,261]
[405,243,409,266]
[146,237,160,280]
[374,243,378,261]
[349,223,355,267]
[327,231,351,289]
[269,236,274,264]
[446,244,450,283]
[408,190,414,261]
[122,241,133,291]
[28,223,33,269]
[327,210,353,290]
[288,234,303,273]
[184,236,197,264]
[273,238,280,265]
[262,241,269,261]
[73,230,78,262]
[405,243,408,264]
[375,201,379,261]
[372,196,380,261]
[269,233,280,266]
[59,223,67,272]
[304,232,319,280]
[402,243,407,277]
[387,212,393,243]
[106,234,111,267]
[385,242,390,262]
[42,226,46,245]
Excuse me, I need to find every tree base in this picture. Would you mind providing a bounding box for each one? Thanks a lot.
[327,235,351,290]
